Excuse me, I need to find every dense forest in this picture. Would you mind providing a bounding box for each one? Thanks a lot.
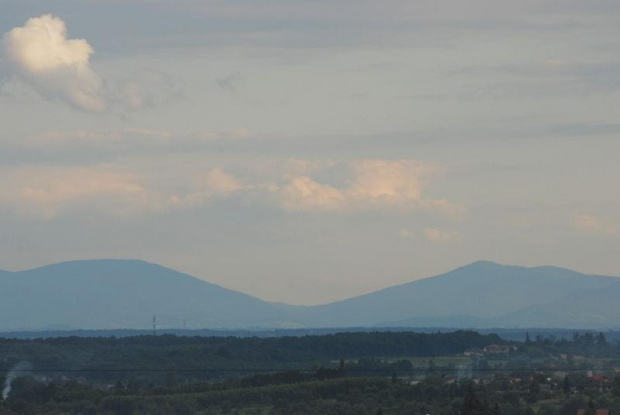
[2,330,620,414]
[0,331,501,383]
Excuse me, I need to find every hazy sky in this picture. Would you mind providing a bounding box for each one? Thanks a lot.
[1,0,619,305]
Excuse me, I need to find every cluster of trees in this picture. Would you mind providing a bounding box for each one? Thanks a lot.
[0,331,502,383]
[517,332,613,359]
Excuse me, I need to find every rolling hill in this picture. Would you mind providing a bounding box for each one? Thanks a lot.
[301,261,618,328]
[0,259,290,331]
[492,279,620,328]
[0,259,618,331]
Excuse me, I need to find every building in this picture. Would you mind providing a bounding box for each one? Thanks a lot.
[577,409,611,415]
[484,344,510,355]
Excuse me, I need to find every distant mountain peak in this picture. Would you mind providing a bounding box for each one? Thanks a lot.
[459,261,580,275]
[21,258,153,271]
[43,258,155,267]
[0,258,284,331]
[1,258,617,331]
[462,260,504,269]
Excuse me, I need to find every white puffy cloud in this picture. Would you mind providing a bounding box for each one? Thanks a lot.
[348,160,429,202]
[2,15,182,113]
[2,15,107,112]
[271,160,461,215]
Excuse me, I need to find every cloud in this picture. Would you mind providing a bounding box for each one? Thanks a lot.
[424,227,460,243]
[1,0,613,60]
[2,14,108,112]
[2,15,182,113]
[0,166,175,220]
[182,168,246,208]
[572,212,617,236]
[187,160,462,216]
[0,164,247,220]
[348,160,427,201]
[205,168,244,195]
[271,160,462,216]
[0,159,461,221]
[277,176,348,211]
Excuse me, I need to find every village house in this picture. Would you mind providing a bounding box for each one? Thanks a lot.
[483,344,511,355]
[464,347,484,357]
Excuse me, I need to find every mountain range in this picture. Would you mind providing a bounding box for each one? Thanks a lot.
[0,259,618,331]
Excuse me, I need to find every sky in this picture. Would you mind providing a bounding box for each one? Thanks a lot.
[0,0,619,305]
